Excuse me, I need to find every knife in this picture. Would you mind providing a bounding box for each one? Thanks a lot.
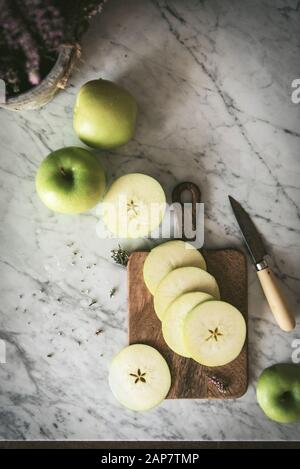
[229,196,295,332]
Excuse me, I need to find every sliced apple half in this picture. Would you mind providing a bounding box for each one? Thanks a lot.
[154,266,220,320]
[143,240,207,295]
[162,292,214,357]
[109,344,171,411]
[184,301,246,367]
[102,173,166,238]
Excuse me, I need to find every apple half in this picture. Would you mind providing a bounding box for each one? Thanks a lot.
[183,301,246,367]
[109,344,171,411]
[143,240,207,295]
[153,266,220,320]
[162,291,214,357]
[102,173,166,238]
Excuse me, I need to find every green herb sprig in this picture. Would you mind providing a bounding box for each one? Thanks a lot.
[111,245,129,267]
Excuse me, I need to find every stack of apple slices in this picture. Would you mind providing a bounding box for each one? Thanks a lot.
[109,240,246,412]
[143,240,246,367]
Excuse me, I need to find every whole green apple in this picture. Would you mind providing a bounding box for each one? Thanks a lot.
[36,146,106,213]
[73,79,137,149]
[256,363,300,423]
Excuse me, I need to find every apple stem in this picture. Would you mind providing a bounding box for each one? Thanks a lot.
[60,167,67,177]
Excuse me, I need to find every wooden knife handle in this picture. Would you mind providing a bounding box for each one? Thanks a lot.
[257,267,296,332]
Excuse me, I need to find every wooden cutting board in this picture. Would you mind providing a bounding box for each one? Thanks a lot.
[128,248,248,399]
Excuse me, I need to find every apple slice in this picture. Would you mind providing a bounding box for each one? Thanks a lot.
[184,301,246,367]
[109,344,171,411]
[162,292,214,357]
[102,173,166,238]
[143,240,207,294]
[154,266,220,320]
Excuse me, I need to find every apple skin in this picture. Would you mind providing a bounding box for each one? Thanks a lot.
[36,147,106,214]
[256,363,300,424]
[73,79,137,149]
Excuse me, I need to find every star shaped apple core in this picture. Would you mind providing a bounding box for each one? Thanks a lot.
[129,368,147,384]
[127,199,140,217]
[206,327,223,342]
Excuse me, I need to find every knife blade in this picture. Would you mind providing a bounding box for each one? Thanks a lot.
[228,195,295,332]
[228,196,266,269]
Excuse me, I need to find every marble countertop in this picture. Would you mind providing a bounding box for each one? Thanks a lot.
[0,0,300,441]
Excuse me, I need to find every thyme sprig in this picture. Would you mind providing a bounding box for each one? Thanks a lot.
[111,244,129,267]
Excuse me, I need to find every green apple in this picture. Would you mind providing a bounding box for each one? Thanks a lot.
[109,344,171,411]
[183,301,246,367]
[256,364,300,423]
[73,79,137,149]
[36,146,106,213]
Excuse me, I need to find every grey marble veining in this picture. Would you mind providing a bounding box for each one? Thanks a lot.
[0,0,300,441]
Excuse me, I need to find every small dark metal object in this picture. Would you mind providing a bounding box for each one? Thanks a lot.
[207,373,229,394]
[172,182,201,241]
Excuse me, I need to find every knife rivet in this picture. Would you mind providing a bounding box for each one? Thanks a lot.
[256,260,268,271]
